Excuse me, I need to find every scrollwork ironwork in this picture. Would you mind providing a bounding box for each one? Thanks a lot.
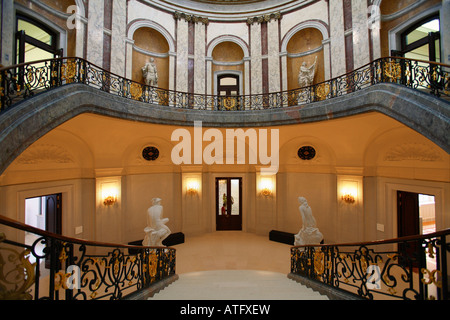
[291,231,449,300]
[0,218,176,300]
[1,56,448,113]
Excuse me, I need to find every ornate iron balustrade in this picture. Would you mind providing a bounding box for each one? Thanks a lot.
[290,229,449,300]
[0,56,448,112]
[0,215,176,300]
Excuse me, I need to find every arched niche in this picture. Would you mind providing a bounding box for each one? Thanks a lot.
[132,27,170,89]
[211,41,245,95]
[286,28,325,90]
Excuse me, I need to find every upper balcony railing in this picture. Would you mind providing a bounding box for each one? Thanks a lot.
[0,56,449,113]
[0,214,176,300]
[290,229,450,300]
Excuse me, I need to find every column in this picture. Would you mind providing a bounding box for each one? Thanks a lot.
[351,0,370,69]
[110,0,127,77]
[1,0,14,66]
[329,0,347,77]
[442,0,450,65]
[250,23,262,95]
[87,0,104,67]
[176,19,189,93]
[194,22,206,95]
[267,19,281,93]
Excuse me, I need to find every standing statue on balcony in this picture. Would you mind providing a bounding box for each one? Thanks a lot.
[142,58,158,87]
[294,196,323,246]
[142,198,171,247]
[298,56,317,88]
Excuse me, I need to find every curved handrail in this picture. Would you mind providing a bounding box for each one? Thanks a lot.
[1,55,448,112]
[0,214,176,300]
[0,213,171,250]
[290,228,449,300]
[292,228,450,248]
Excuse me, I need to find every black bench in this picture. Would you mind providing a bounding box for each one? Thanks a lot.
[127,232,185,254]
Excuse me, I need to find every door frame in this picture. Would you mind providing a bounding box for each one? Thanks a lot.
[215,177,242,231]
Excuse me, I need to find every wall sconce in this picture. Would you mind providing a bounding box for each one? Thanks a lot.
[341,193,355,204]
[186,179,200,196]
[103,195,117,206]
[340,186,357,204]
[260,178,273,197]
[102,185,118,206]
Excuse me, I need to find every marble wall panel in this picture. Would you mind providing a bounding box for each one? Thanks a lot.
[176,19,189,92]
[351,0,370,69]
[267,20,281,93]
[250,23,262,95]
[127,0,175,40]
[110,0,127,77]
[194,23,206,95]
[1,0,14,66]
[330,0,347,77]
[207,22,249,46]
[87,0,104,67]
[280,1,328,39]
[442,0,450,65]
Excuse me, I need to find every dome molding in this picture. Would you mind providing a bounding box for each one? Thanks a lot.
[144,0,318,21]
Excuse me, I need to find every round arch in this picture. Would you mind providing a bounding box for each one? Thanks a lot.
[207,35,249,59]
[127,19,175,53]
[281,20,329,54]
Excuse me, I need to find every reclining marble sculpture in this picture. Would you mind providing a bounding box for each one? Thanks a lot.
[142,198,171,247]
[294,196,323,246]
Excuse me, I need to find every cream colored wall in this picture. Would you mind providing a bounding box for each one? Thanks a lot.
[0,112,448,246]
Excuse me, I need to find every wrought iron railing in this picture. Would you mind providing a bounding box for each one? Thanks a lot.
[0,56,448,112]
[290,229,449,300]
[0,215,176,300]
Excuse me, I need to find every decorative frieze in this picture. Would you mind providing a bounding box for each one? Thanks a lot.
[384,143,442,162]
[246,12,281,25]
[174,11,209,25]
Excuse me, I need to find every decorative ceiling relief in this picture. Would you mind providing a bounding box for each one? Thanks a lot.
[17,144,74,165]
[384,143,442,162]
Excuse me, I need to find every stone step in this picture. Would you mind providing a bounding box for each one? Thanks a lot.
[148,270,328,300]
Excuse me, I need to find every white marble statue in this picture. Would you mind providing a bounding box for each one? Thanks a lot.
[142,58,158,86]
[298,56,317,88]
[294,196,323,246]
[142,198,171,247]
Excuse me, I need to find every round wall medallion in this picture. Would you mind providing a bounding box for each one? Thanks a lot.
[297,146,316,160]
[142,146,159,161]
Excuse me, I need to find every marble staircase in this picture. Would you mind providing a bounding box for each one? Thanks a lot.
[148,270,328,300]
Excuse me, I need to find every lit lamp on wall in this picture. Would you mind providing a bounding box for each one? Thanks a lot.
[102,184,118,206]
[260,178,273,197]
[186,179,200,196]
[340,185,357,204]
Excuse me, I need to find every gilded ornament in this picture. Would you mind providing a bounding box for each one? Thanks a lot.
[0,247,36,300]
[383,61,402,81]
[315,83,330,101]
[130,82,143,100]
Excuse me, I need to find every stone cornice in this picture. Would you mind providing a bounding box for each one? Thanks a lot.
[246,11,281,25]
[174,11,209,25]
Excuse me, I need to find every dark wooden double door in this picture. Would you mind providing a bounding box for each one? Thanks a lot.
[216,178,242,230]
[397,191,424,267]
